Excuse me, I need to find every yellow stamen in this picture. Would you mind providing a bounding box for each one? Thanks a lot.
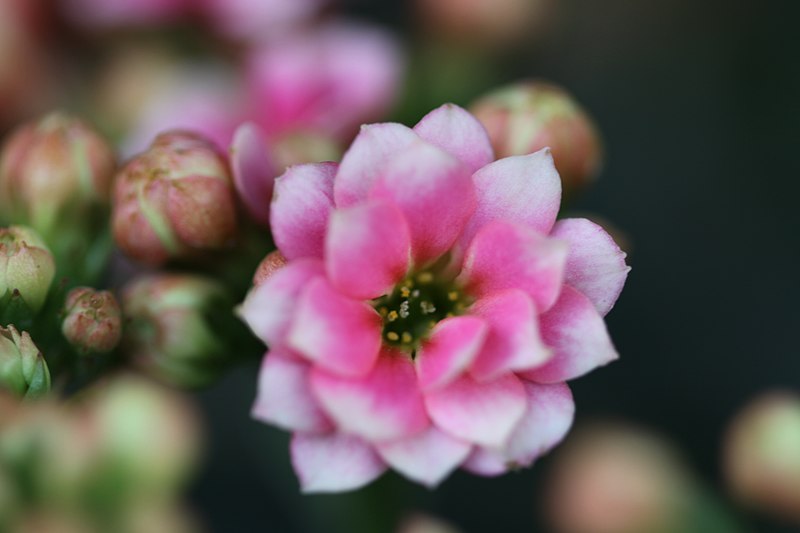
[387,310,399,322]
[401,332,413,344]
[448,291,459,302]
[386,331,400,342]
[417,272,434,284]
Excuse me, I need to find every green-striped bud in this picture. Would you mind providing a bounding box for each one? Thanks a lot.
[0,325,49,399]
[0,226,55,315]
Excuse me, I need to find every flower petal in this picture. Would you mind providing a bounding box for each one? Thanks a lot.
[413,103,494,174]
[238,258,324,347]
[287,278,381,378]
[369,140,475,265]
[251,350,332,433]
[461,221,568,312]
[416,316,488,391]
[468,290,551,382]
[271,162,337,260]
[230,122,276,226]
[333,123,419,207]
[520,285,619,383]
[325,200,411,300]
[550,218,630,316]
[460,149,562,249]
[424,373,526,448]
[376,426,471,487]
[291,433,386,493]
[310,351,430,442]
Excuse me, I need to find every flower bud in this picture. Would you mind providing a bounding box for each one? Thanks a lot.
[723,391,800,522]
[0,112,116,238]
[0,325,50,399]
[0,226,55,315]
[252,250,287,287]
[112,130,238,266]
[61,287,122,355]
[470,81,603,199]
[121,274,235,387]
[398,514,462,533]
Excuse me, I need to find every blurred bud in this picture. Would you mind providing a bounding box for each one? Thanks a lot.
[120,502,201,533]
[0,112,116,238]
[271,131,341,170]
[252,251,287,287]
[724,391,800,522]
[13,512,93,533]
[470,81,603,199]
[61,287,122,355]
[121,274,234,387]
[398,513,462,533]
[112,131,238,266]
[0,325,49,399]
[0,226,55,314]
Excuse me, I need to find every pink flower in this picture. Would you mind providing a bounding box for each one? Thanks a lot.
[240,104,630,492]
[202,0,330,40]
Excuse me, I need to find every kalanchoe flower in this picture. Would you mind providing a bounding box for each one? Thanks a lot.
[0,226,55,315]
[0,325,50,399]
[240,104,630,491]
[202,0,331,40]
[121,274,235,388]
[112,131,239,266]
[470,81,603,200]
[61,288,122,355]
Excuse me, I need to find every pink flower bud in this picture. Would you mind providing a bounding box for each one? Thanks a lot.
[111,131,239,266]
[470,81,603,199]
[61,288,122,355]
[0,226,55,314]
[0,325,50,399]
[0,112,117,239]
[724,391,800,522]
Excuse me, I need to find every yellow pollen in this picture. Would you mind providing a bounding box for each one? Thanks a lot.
[386,331,400,342]
[378,306,388,317]
[401,332,413,344]
[417,272,434,283]
[448,291,459,302]
[400,286,411,298]
[387,310,399,322]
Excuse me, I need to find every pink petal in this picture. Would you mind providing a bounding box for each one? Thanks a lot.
[238,258,324,347]
[271,162,337,260]
[251,350,332,433]
[468,290,551,382]
[325,200,411,300]
[550,218,630,316]
[310,352,430,442]
[413,103,494,174]
[424,373,527,448]
[291,433,386,493]
[230,122,276,226]
[416,316,488,391]
[333,123,419,207]
[287,278,381,378]
[521,285,619,383]
[461,221,568,312]
[369,140,476,265]
[460,149,562,250]
[465,381,574,476]
[376,426,471,487]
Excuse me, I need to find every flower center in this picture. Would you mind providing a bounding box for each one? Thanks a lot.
[373,269,469,353]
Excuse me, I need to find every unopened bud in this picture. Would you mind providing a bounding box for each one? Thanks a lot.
[112,130,238,266]
[724,391,800,522]
[398,514,462,533]
[252,250,287,287]
[121,274,234,387]
[61,287,122,355]
[0,226,55,314]
[0,325,50,399]
[470,81,603,199]
[0,112,116,238]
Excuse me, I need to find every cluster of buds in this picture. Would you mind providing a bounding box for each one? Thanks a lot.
[0,225,55,317]
[61,287,123,355]
[0,325,49,399]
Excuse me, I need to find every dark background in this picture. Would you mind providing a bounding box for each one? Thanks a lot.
[192,1,800,531]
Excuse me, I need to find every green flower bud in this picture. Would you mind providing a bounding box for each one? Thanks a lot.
[61,287,122,355]
[0,226,55,315]
[0,325,50,399]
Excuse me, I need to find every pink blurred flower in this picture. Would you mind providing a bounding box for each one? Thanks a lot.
[245,22,403,142]
[202,0,331,40]
[60,0,192,27]
[240,104,629,492]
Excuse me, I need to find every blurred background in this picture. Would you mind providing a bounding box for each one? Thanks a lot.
[1,0,799,532]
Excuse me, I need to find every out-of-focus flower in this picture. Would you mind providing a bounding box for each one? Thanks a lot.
[121,274,235,387]
[398,513,462,533]
[0,325,49,399]
[112,131,238,266]
[61,287,122,355]
[202,0,330,40]
[59,0,192,29]
[470,81,603,200]
[0,226,55,315]
[240,104,629,491]
[252,251,287,287]
[0,112,116,241]
[245,22,403,142]
[724,391,800,522]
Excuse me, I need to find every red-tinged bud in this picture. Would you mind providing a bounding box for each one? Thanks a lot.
[112,130,238,266]
[0,325,50,399]
[252,250,287,287]
[470,81,603,200]
[0,226,55,315]
[61,288,122,355]
[724,391,800,522]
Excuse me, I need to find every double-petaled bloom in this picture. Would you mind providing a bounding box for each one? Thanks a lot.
[239,104,629,492]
